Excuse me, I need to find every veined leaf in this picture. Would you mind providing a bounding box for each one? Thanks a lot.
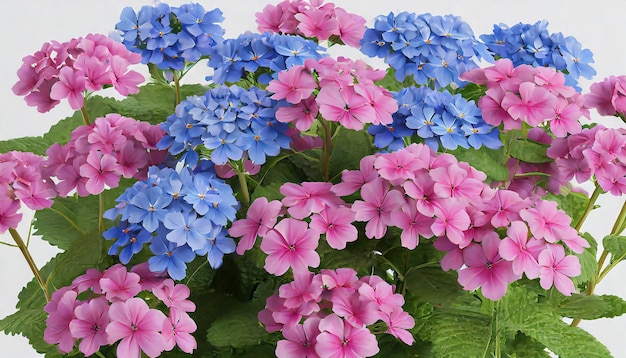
[572,232,598,287]
[509,138,551,163]
[602,234,626,264]
[451,146,508,181]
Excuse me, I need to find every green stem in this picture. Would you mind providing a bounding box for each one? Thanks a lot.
[574,183,602,231]
[319,119,332,181]
[98,193,105,233]
[9,228,49,302]
[95,350,106,358]
[173,71,181,106]
[236,169,250,207]
[378,252,405,281]
[80,106,90,126]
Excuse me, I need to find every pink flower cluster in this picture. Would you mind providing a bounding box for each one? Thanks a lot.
[268,57,397,131]
[585,75,626,116]
[548,125,626,196]
[44,113,166,196]
[259,269,414,357]
[12,33,144,113]
[256,0,366,48]
[230,143,587,300]
[461,58,589,137]
[0,152,56,233]
[44,263,197,357]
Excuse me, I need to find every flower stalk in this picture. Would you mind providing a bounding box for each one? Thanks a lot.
[9,228,49,302]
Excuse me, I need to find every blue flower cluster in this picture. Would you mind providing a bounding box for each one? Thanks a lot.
[360,12,493,88]
[368,86,502,151]
[208,32,326,84]
[116,3,225,70]
[104,163,239,280]
[480,21,596,87]
[157,85,291,166]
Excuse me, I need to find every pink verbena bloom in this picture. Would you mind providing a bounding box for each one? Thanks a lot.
[353,83,396,126]
[389,198,434,250]
[317,83,375,130]
[79,151,121,195]
[267,66,318,104]
[476,189,530,228]
[281,182,343,219]
[309,206,358,250]
[99,263,142,302]
[152,279,196,312]
[549,97,583,138]
[278,272,323,314]
[294,6,339,40]
[519,200,589,253]
[498,221,544,279]
[315,314,379,358]
[501,82,557,127]
[430,200,471,245]
[320,268,359,294]
[538,244,581,296]
[351,178,405,239]
[331,289,380,327]
[106,297,168,358]
[69,297,109,356]
[357,277,404,314]
[332,155,378,197]
[381,307,415,345]
[229,197,282,255]
[276,317,321,358]
[260,218,320,276]
[44,288,79,353]
[374,149,423,182]
[162,309,197,354]
[276,95,319,131]
[457,233,519,300]
[49,66,86,110]
[430,164,483,201]
[334,7,366,48]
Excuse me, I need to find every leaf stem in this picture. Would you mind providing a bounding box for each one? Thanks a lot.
[236,169,250,207]
[98,192,105,233]
[80,106,90,126]
[574,183,602,231]
[319,118,332,181]
[8,228,49,302]
[173,70,181,106]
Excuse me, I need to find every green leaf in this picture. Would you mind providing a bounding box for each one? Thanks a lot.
[450,146,508,181]
[545,190,589,227]
[374,67,417,92]
[206,302,269,348]
[404,266,464,306]
[33,196,99,250]
[503,286,612,358]
[554,294,613,320]
[0,137,52,155]
[504,332,551,358]
[328,126,374,180]
[602,234,626,264]
[572,232,598,287]
[509,138,551,163]
[458,83,487,103]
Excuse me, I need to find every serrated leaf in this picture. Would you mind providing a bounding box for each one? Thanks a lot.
[602,234,626,264]
[554,294,612,320]
[503,286,611,358]
[328,126,374,180]
[451,146,508,181]
[0,137,51,155]
[206,302,269,348]
[405,266,464,306]
[458,83,487,103]
[509,138,551,163]
[545,190,589,227]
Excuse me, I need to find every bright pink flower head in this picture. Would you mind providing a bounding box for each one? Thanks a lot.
[389,198,434,250]
[99,263,142,302]
[278,272,323,313]
[430,200,471,245]
[357,278,404,314]
[260,218,320,276]
[374,149,424,182]
[315,314,380,358]
[276,317,321,358]
[44,288,79,353]
[152,279,196,313]
[457,233,520,300]
[276,95,319,132]
[320,268,359,294]
[268,66,318,104]
[317,83,375,130]
[294,7,339,40]
[281,182,343,219]
[501,82,557,126]
[106,297,168,358]
[335,7,366,48]
[498,221,544,279]
[309,206,358,250]
[79,151,121,195]
[538,244,581,296]
[332,154,378,197]
[381,307,415,345]
[351,178,405,239]
[229,197,283,255]
[69,297,110,356]
[331,289,380,327]
[162,309,197,354]
[585,75,623,116]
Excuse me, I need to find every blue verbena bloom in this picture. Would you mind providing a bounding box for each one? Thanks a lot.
[194,227,236,269]
[163,211,214,251]
[148,235,196,280]
[126,186,173,232]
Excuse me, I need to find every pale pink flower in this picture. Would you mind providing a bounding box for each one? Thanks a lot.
[498,221,544,279]
[260,218,320,276]
[99,264,142,302]
[50,66,86,110]
[538,244,581,296]
[79,151,121,195]
[162,309,197,353]
[389,199,434,250]
[430,164,483,201]
[281,182,343,219]
[294,7,339,40]
[332,155,378,197]
[106,297,168,358]
[430,200,471,245]
[110,55,144,96]
[315,314,379,358]
[309,206,358,250]
[351,178,405,239]
[549,97,583,138]
[44,288,79,353]
[381,307,415,345]
[331,290,380,327]
[374,149,423,182]
[152,279,196,312]
[357,278,404,314]
[267,66,318,104]
[229,197,283,255]
[278,272,323,314]
[501,82,557,126]
[335,7,366,48]
[317,83,375,130]
[276,95,319,131]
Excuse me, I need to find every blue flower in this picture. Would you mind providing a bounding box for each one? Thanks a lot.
[126,186,173,232]
[194,227,236,269]
[148,235,195,280]
[163,211,214,251]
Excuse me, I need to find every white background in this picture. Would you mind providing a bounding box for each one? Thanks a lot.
[2,0,626,356]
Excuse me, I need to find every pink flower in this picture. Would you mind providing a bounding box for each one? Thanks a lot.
[276,95,319,131]
[332,155,378,197]
[315,314,379,358]
[162,309,197,354]
[389,199,434,250]
[309,207,358,250]
[69,297,110,356]
[106,297,168,358]
[294,7,339,40]
[357,278,404,314]
[351,178,405,239]
[538,244,581,296]
[317,83,375,130]
[501,82,557,126]
[331,290,380,327]
[276,317,321,358]
[353,83,396,126]
[44,288,79,353]
[229,197,283,255]
[49,66,86,110]
[430,164,484,201]
[110,55,144,96]
[549,97,583,138]
[457,233,519,300]
[498,221,544,279]
[335,8,366,48]
[99,264,142,302]
[79,151,121,195]
[278,272,323,314]
[152,279,196,312]
[260,218,320,276]
[430,201,471,245]
[381,307,415,345]
[585,76,622,116]
[267,66,318,104]
[320,268,359,293]
[281,182,343,219]
[71,268,104,294]
[0,197,22,233]
[374,149,423,182]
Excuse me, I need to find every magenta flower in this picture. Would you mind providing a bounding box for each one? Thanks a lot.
[457,233,519,300]
[317,83,374,130]
[430,201,471,245]
[260,218,320,276]
[99,264,142,302]
[49,66,86,110]
[69,297,109,356]
[229,197,283,255]
[389,199,434,250]
[374,149,422,182]
[335,8,366,48]
[44,288,79,353]
[276,95,319,132]
[152,279,196,313]
[357,278,404,314]
[110,55,144,96]
[381,307,415,345]
[315,314,379,358]
[430,164,483,201]
[332,155,378,197]
[538,244,581,296]
[331,290,379,327]
[278,272,323,314]
[276,317,321,358]
[268,66,318,104]
[498,221,544,279]
[79,151,121,195]
[106,297,168,358]
[294,7,338,40]
[281,182,343,219]
[162,309,197,354]
[0,197,22,233]
[351,178,405,239]
[309,207,358,250]
[501,82,557,126]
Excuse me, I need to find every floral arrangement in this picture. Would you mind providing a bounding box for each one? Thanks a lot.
[2,1,626,357]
